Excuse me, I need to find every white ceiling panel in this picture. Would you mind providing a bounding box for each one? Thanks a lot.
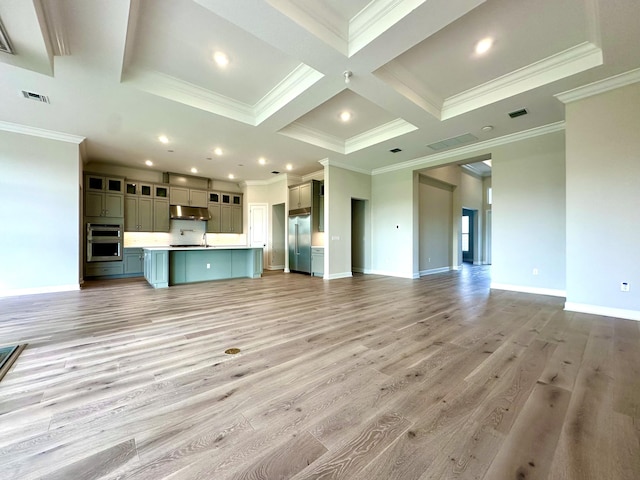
[0,0,638,182]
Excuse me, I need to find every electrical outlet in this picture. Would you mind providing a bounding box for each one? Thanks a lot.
[532,268,539,276]
[206,263,210,269]
[621,282,630,292]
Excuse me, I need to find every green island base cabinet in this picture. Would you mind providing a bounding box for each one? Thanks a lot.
[143,247,262,288]
[144,249,169,288]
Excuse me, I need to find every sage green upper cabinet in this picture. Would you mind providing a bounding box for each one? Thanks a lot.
[207,204,221,233]
[207,191,242,233]
[85,190,124,218]
[154,185,169,199]
[289,183,311,211]
[86,174,124,194]
[125,196,153,231]
[153,199,170,232]
[170,187,207,208]
[220,205,242,233]
[85,174,124,218]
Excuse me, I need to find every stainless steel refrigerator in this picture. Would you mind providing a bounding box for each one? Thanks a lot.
[288,214,311,273]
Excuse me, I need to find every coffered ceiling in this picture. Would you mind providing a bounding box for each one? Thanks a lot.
[1,0,639,182]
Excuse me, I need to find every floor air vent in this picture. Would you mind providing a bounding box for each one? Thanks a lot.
[22,90,50,104]
[508,108,528,118]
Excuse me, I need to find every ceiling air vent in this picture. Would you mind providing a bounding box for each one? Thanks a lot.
[508,108,528,118]
[389,148,402,153]
[427,133,478,151]
[22,90,50,103]
[271,171,280,175]
[0,18,13,54]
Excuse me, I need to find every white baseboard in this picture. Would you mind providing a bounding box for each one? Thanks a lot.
[564,302,640,322]
[0,284,81,298]
[267,265,284,270]
[352,267,364,273]
[368,269,418,279]
[284,268,290,273]
[490,283,566,298]
[451,264,463,271]
[325,272,353,280]
[420,267,451,276]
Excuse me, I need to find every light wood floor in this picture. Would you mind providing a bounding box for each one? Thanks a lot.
[0,267,638,479]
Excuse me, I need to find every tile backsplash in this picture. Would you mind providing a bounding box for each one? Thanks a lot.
[123,220,247,248]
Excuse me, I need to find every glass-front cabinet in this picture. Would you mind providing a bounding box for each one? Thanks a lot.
[86,175,124,194]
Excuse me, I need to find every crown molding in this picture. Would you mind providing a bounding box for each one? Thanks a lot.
[39,0,71,56]
[346,118,418,154]
[254,63,323,124]
[322,159,371,175]
[266,0,348,56]
[374,65,443,119]
[124,68,256,125]
[0,121,85,144]
[243,174,287,186]
[442,42,603,120]
[554,67,640,103]
[349,0,423,56]
[372,121,565,175]
[278,122,345,154]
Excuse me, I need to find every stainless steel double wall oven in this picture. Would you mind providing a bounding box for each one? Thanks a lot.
[86,223,123,262]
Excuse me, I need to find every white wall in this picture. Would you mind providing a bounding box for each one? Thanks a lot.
[491,131,566,295]
[0,130,81,296]
[372,130,564,288]
[371,168,415,277]
[565,82,640,319]
[326,164,371,278]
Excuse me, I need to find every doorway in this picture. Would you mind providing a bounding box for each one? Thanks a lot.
[270,203,285,270]
[351,199,365,273]
[462,208,476,264]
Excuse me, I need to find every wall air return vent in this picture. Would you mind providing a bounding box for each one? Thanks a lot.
[427,133,478,151]
[0,18,13,54]
[508,108,528,118]
[22,90,50,103]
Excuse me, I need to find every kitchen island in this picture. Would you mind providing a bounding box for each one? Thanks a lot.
[143,246,263,288]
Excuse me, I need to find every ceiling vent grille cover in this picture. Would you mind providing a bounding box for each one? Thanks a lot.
[22,91,50,103]
[508,108,528,118]
[427,133,478,151]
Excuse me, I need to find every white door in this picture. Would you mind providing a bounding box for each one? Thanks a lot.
[249,204,268,266]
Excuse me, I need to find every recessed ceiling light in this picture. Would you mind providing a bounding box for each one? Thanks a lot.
[213,51,229,67]
[258,157,266,165]
[286,164,293,171]
[475,37,493,55]
[340,111,352,122]
[158,135,169,144]
[214,147,223,156]
[190,167,197,173]
[228,174,235,179]
[145,160,153,166]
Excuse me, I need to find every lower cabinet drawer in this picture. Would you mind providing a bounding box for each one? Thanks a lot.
[86,263,124,277]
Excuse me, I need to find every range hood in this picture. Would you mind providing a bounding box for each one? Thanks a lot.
[170,205,210,221]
